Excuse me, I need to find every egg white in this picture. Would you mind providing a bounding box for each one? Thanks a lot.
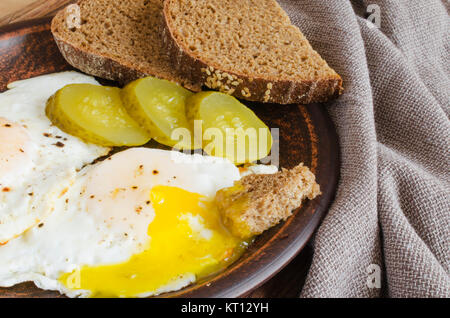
[0,148,241,297]
[0,70,279,297]
[0,72,110,244]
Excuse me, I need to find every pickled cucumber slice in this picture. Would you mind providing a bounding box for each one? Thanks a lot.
[186,92,273,164]
[121,77,196,150]
[46,84,151,147]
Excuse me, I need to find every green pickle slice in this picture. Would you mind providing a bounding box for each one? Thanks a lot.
[186,92,273,164]
[121,77,196,149]
[46,84,151,147]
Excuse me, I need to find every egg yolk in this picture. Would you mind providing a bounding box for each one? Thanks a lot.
[59,185,247,297]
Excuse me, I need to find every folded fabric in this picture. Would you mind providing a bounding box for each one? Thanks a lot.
[277,0,449,297]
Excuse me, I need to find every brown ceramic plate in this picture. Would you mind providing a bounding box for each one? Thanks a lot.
[0,18,340,298]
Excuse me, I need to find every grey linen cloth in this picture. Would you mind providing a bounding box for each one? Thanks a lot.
[277,0,450,297]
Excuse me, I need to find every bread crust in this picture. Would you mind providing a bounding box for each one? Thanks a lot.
[52,33,145,85]
[162,1,343,105]
[51,3,201,90]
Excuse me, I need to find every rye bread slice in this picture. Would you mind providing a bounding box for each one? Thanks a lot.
[215,163,321,238]
[162,0,343,104]
[51,0,201,90]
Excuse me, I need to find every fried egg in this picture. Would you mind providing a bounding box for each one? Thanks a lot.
[0,72,110,244]
[0,148,244,297]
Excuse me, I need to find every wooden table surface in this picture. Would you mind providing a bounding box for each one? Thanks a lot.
[0,0,314,298]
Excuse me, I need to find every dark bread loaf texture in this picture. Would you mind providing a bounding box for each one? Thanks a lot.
[51,0,201,90]
[162,0,343,104]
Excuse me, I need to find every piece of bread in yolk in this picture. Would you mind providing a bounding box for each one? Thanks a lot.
[215,163,321,239]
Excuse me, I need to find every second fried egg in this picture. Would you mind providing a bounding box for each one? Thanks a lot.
[0,72,110,244]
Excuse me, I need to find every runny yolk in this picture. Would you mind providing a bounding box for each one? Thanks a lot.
[59,185,247,298]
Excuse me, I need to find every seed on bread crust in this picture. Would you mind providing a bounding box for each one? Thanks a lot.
[162,0,343,104]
